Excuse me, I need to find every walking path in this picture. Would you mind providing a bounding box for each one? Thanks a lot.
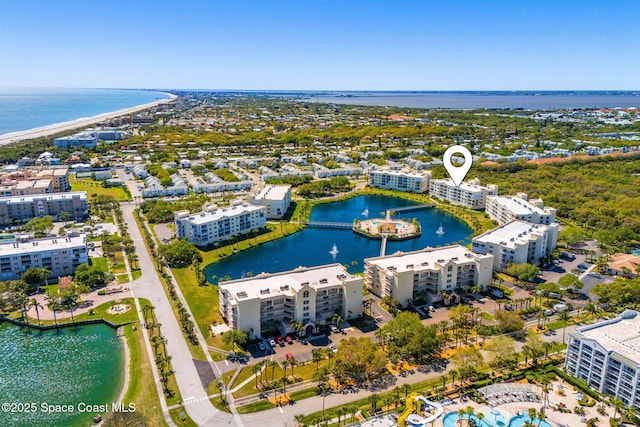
[121,203,235,426]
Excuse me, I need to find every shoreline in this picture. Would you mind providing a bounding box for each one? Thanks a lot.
[0,91,177,147]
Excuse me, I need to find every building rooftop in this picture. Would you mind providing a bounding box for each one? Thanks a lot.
[254,185,291,201]
[179,204,265,225]
[488,195,550,216]
[220,264,353,301]
[0,191,86,203]
[431,178,490,193]
[473,220,548,248]
[0,235,86,257]
[371,169,428,179]
[366,244,489,273]
[574,310,640,365]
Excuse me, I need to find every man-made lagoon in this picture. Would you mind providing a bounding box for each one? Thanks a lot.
[0,322,125,427]
[205,195,472,282]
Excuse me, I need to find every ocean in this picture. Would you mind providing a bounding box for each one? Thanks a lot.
[0,88,170,136]
[301,91,640,110]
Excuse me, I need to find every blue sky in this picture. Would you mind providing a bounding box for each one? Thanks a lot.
[1,0,638,90]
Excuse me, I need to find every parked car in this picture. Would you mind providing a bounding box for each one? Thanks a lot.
[286,335,293,344]
[544,309,553,316]
[286,352,294,360]
[330,325,340,333]
[258,342,266,351]
[277,336,285,347]
[329,345,338,353]
[269,339,277,347]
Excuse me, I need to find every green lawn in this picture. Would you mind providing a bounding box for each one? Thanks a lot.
[169,408,199,427]
[70,176,131,201]
[27,297,140,326]
[91,256,108,271]
[116,273,130,284]
[118,305,167,427]
[172,267,221,340]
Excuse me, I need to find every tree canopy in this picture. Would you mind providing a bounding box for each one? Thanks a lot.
[160,239,202,268]
[380,312,443,364]
[506,263,540,282]
[331,337,387,383]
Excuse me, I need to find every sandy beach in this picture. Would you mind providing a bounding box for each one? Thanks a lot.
[0,92,177,147]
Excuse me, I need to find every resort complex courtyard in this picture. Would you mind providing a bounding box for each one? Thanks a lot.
[434,379,611,427]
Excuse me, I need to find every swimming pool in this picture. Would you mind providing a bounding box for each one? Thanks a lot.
[442,412,551,427]
[442,413,492,427]
[508,415,552,427]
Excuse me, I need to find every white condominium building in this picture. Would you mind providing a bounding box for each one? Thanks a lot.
[174,204,267,246]
[368,170,431,193]
[250,185,292,219]
[219,264,363,339]
[471,220,558,270]
[0,235,88,281]
[364,245,494,307]
[0,192,88,224]
[428,178,498,209]
[565,310,640,408]
[485,193,556,225]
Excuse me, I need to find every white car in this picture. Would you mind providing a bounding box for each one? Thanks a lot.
[329,345,338,353]
[330,325,340,333]
[269,339,277,347]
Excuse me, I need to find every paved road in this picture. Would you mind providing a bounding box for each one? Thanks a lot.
[122,203,235,426]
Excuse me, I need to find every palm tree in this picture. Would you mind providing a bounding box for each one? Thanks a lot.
[537,412,546,427]
[476,412,485,425]
[294,414,305,427]
[314,367,330,418]
[268,360,279,382]
[47,288,59,326]
[289,357,297,377]
[528,408,537,424]
[611,397,624,420]
[313,349,324,371]
[28,298,43,326]
[332,312,344,331]
[400,383,412,400]
[450,368,458,389]
[251,363,261,389]
[368,393,380,414]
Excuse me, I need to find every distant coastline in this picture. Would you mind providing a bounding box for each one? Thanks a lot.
[0,90,176,146]
[301,90,640,110]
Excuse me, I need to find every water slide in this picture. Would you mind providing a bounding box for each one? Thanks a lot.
[399,394,444,426]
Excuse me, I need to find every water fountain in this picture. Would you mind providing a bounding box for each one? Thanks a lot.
[436,223,445,235]
[329,243,339,256]
[361,208,369,217]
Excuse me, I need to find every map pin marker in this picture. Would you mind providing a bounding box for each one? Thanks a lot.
[443,145,473,187]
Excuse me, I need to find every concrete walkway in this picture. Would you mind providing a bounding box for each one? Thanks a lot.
[122,203,235,426]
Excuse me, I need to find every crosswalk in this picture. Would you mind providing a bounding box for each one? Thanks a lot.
[233,414,245,427]
[182,396,245,427]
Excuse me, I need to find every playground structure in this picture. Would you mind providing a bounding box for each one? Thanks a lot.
[398,393,444,427]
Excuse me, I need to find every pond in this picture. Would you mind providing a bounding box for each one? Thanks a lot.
[0,322,125,427]
[205,195,472,282]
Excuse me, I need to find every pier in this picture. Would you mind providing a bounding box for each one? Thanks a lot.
[380,234,388,256]
[304,221,354,229]
[389,204,434,214]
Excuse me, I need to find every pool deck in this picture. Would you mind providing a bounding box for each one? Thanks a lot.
[437,379,612,427]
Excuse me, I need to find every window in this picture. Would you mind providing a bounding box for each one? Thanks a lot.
[303,291,309,298]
